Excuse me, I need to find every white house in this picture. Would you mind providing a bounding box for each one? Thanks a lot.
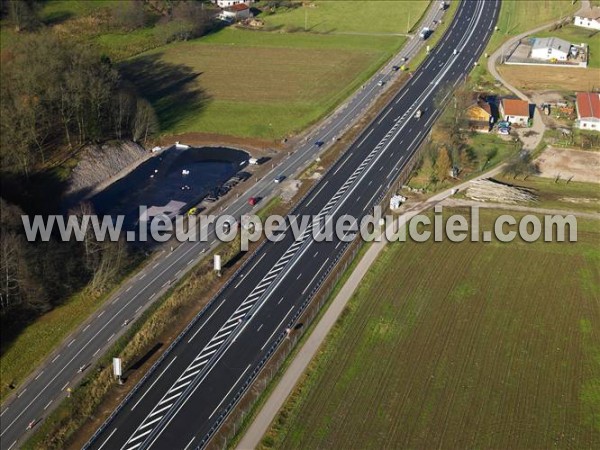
[500,98,530,126]
[530,37,571,61]
[220,3,252,21]
[574,9,600,30]
[576,92,600,131]
[215,0,254,8]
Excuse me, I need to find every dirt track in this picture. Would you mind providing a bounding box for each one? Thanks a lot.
[535,147,600,184]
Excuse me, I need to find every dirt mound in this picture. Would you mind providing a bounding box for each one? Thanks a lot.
[66,141,148,203]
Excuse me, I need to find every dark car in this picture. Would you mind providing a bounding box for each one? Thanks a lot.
[314,140,325,147]
[392,65,400,71]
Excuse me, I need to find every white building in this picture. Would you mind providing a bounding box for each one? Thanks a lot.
[530,37,571,61]
[574,9,600,30]
[576,92,600,132]
[215,0,254,8]
[219,3,252,21]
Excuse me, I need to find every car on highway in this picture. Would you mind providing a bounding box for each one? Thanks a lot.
[274,175,286,183]
[377,80,386,86]
[248,197,258,206]
[314,140,325,147]
[392,65,400,72]
[414,109,423,119]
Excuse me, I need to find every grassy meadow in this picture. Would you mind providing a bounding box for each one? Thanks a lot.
[123,29,405,139]
[262,208,600,449]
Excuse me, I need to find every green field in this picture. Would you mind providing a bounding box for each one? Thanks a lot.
[537,25,600,68]
[260,0,429,34]
[263,208,600,449]
[123,29,406,138]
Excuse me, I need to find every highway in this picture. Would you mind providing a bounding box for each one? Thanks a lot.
[0,4,448,449]
[84,1,500,449]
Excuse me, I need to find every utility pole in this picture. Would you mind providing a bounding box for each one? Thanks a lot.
[305,7,308,31]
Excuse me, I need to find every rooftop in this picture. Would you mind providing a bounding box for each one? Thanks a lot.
[576,8,600,20]
[576,92,600,119]
[532,37,572,53]
[501,98,529,117]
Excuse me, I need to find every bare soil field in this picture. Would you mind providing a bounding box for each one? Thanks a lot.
[536,147,600,184]
[262,209,600,450]
[497,65,600,92]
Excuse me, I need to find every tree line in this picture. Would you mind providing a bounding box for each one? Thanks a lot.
[0,31,158,175]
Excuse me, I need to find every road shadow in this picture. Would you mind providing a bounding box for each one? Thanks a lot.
[125,342,163,375]
[120,53,211,133]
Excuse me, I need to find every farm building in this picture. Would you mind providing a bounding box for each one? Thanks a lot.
[500,98,530,126]
[214,0,254,8]
[530,37,572,61]
[220,3,252,21]
[575,92,600,131]
[466,94,494,132]
[574,8,600,30]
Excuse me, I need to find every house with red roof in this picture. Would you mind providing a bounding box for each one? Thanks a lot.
[576,92,600,131]
[219,2,252,21]
[499,98,531,126]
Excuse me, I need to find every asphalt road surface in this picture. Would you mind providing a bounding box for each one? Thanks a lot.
[0,4,448,449]
[84,1,500,449]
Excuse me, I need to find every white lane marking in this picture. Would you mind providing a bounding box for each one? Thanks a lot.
[60,382,69,391]
[183,436,196,450]
[17,388,27,398]
[139,273,147,280]
[43,399,53,410]
[257,324,263,332]
[148,403,171,419]
[377,107,393,125]
[97,428,117,450]
[187,299,227,344]
[126,286,132,293]
[93,348,101,357]
[7,441,17,450]
[107,333,115,343]
[395,89,408,104]
[208,364,251,420]
[261,306,295,351]
[97,311,105,318]
[51,354,60,364]
[34,371,44,381]
[135,305,142,313]
[296,273,302,280]
[356,128,374,148]
[277,296,284,305]
[305,181,329,207]
[153,263,160,269]
[68,339,76,348]
[188,259,194,266]
[83,324,91,332]
[302,258,330,295]
[131,357,178,411]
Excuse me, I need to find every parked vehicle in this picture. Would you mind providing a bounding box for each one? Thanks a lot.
[498,127,510,135]
[419,27,431,40]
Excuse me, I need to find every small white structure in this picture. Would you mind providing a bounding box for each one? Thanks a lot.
[219,3,251,21]
[215,0,253,8]
[390,195,407,210]
[576,92,600,132]
[248,157,259,165]
[574,9,600,30]
[182,169,190,176]
[530,37,571,61]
